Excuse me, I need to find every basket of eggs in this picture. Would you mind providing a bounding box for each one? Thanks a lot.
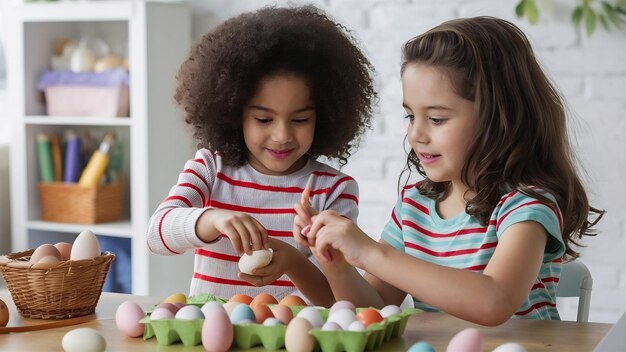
[0,230,115,319]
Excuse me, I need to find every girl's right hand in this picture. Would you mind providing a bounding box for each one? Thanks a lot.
[292,202,319,247]
[197,209,269,255]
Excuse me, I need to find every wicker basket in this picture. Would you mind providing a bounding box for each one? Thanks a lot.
[0,250,115,319]
[38,182,123,224]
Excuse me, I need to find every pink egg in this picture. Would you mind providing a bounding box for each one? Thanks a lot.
[202,309,233,352]
[446,328,483,352]
[270,304,293,325]
[155,302,178,314]
[150,307,175,320]
[115,301,146,337]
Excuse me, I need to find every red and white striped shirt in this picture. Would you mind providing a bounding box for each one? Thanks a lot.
[147,149,359,300]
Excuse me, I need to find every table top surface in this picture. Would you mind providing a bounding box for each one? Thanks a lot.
[0,290,612,351]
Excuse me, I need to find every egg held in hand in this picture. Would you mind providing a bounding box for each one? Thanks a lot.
[238,248,273,275]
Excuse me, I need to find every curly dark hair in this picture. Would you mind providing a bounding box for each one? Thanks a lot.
[400,17,603,259]
[174,5,376,167]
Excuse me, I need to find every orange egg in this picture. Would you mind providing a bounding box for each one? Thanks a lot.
[229,294,253,305]
[252,303,274,324]
[279,294,307,307]
[250,293,278,307]
[54,242,73,261]
[355,308,384,327]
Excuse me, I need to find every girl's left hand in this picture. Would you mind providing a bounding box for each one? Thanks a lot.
[308,210,377,269]
[238,238,298,287]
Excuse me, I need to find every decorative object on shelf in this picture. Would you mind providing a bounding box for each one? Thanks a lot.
[515,0,626,36]
[37,68,130,117]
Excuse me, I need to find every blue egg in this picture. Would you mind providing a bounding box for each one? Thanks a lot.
[229,304,255,324]
[407,341,435,352]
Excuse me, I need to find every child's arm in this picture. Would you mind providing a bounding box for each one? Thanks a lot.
[195,208,269,255]
[239,237,336,307]
[310,211,548,326]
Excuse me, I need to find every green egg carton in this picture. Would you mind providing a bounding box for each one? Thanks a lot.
[233,323,287,350]
[140,317,203,346]
[310,308,421,352]
[187,293,227,305]
[140,306,421,351]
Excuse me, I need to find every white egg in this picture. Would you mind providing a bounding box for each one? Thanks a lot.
[238,248,273,274]
[492,342,528,352]
[329,300,355,315]
[380,304,403,318]
[201,301,225,318]
[322,321,342,331]
[296,307,324,328]
[327,308,356,330]
[62,328,106,352]
[70,230,101,260]
[174,305,204,320]
[348,320,366,332]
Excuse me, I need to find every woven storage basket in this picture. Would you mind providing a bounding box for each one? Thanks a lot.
[0,250,115,319]
[38,182,123,224]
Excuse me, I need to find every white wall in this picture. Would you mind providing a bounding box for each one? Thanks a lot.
[185,0,626,323]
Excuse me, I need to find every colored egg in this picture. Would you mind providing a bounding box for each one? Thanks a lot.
[62,328,106,352]
[270,304,293,325]
[263,317,283,326]
[223,302,242,316]
[162,293,187,304]
[0,299,9,327]
[228,294,253,305]
[408,341,436,352]
[446,328,483,352]
[355,308,384,327]
[252,303,274,324]
[150,307,175,320]
[279,294,307,307]
[285,317,315,352]
[250,293,278,307]
[115,301,145,337]
[202,309,233,352]
[155,302,179,315]
[230,304,255,324]
[296,307,324,328]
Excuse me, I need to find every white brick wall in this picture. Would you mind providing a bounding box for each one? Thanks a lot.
[184,0,626,323]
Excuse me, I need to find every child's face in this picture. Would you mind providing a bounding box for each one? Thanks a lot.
[243,74,316,176]
[402,63,476,187]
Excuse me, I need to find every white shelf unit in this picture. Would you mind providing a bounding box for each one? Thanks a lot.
[6,1,196,296]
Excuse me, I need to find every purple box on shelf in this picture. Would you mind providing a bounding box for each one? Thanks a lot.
[37,68,130,117]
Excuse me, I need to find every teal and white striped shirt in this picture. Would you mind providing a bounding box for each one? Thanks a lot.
[381,183,565,320]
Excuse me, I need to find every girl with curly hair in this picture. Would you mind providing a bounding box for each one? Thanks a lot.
[294,16,604,324]
[147,5,376,306]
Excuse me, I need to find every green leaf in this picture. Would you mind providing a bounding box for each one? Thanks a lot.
[572,6,584,27]
[599,13,610,30]
[524,0,539,24]
[584,5,597,36]
[516,0,525,18]
[603,2,624,28]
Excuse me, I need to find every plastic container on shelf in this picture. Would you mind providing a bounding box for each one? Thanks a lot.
[37,68,130,117]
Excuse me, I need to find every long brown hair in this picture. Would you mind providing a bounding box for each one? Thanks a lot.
[400,16,603,259]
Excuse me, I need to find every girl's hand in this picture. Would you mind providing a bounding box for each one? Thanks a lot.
[238,238,298,287]
[293,202,319,247]
[198,209,269,255]
[308,210,377,269]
